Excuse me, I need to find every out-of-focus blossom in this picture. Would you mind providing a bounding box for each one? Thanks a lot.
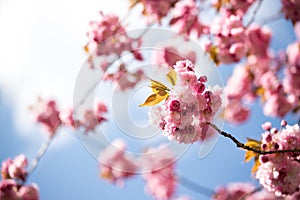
[256,122,300,197]
[103,64,144,91]
[0,179,20,200]
[283,42,300,106]
[212,182,255,200]
[78,102,108,133]
[224,100,250,124]
[18,184,39,200]
[211,0,256,16]
[98,139,137,186]
[281,0,300,24]
[141,145,177,200]
[85,12,142,64]
[246,25,272,58]
[31,98,61,136]
[137,0,179,23]
[149,60,222,144]
[152,46,196,68]
[208,15,247,64]
[1,154,28,182]
[170,0,208,37]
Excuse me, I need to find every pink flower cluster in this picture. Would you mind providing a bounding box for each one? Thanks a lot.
[281,0,300,24]
[283,41,300,106]
[170,0,208,37]
[0,155,39,200]
[138,0,178,23]
[152,46,196,68]
[207,13,272,64]
[213,182,279,200]
[98,142,179,200]
[32,98,108,135]
[141,145,177,200]
[86,12,142,60]
[256,121,300,196]
[224,53,294,123]
[211,0,256,16]
[98,139,137,186]
[103,63,144,91]
[149,60,222,144]
[75,102,108,133]
[32,98,62,136]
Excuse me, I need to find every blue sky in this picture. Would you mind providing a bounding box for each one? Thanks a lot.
[0,0,299,199]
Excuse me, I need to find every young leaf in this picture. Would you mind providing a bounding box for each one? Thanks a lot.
[149,79,169,94]
[139,93,168,107]
[166,67,177,86]
[244,138,261,173]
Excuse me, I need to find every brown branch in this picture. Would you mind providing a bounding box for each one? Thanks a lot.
[208,122,300,155]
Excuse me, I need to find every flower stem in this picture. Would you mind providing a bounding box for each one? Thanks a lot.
[179,175,214,197]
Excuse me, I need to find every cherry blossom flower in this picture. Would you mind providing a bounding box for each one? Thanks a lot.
[152,46,196,68]
[256,122,300,196]
[78,102,108,133]
[211,0,256,16]
[31,98,61,136]
[85,12,142,64]
[212,182,255,200]
[98,139,137,186]
[224,99,250,124]
[246,25,272,58]
[148,60,222,144]
[170,0,208,37]
[138,0,178,23]
[1,154,28,182]
[0,179,20,200]
[18,184,39,200]
[208,14,247,64]
[281,0,300,24]
[141,145,177,200]
[103,64,144,91]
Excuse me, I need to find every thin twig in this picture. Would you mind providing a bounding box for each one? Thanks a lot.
[246,0,263,27]
[208,122,300,155]
[26,134,55,177]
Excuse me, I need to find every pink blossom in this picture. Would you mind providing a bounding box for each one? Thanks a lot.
[283,42,300,105]
[211,0,256,16]
[0,179,20,200]
[212,182,255,200]
[225,65,252,100]
[18,184,39,200]
[79,102,108,133]
[59,108,75,129]
[152,46,196,67]
[149,60,222,143]
[209,15,247,64]
[170,0,208,37]
[281,0,300,24]
[32,98,61,136]
[224,100,250,124]
[98,139,137,186]
[103,64,144,91]
[246,25,272,58]
[139,0,178,23]
[1,154,28,182]
[256,122,300,196]
[141,145,177,200]
[245,189,278,200]
[86,12,142,62]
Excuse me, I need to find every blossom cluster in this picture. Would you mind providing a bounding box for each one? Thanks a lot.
[85,12,142,60]
[98,141,180,200]
[0,155,39,200]
[32,98,108,135]
[256,121,300,197]
[149,60,222,144]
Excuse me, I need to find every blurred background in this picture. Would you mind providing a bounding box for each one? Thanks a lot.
[0,0,298,199]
